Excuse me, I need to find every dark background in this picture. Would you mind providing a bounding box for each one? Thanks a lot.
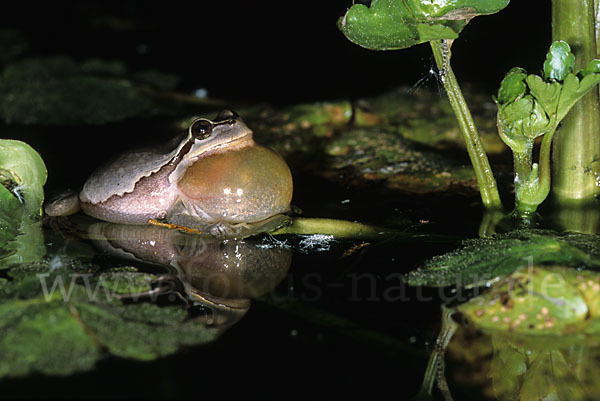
[0,1,550,104]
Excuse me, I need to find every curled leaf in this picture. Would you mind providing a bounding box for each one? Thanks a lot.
[0,139,46,219]
[496,41,600,152]
[497,68,527,105]
[543,41,575,81]
[0,140,47,266]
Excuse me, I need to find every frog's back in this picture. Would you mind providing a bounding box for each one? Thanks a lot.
[80,133,189,205]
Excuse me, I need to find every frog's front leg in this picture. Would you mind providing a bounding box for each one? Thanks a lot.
[205,216,293,238]
[164,199,247,237]
[164,198,213,230]
[165,198,291,238]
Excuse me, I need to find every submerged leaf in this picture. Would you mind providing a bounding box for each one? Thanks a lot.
[0,260,220,378]
[406,229,600,287]
[75,302,216,361]
[458,265,590,335]
[0,301,99,377]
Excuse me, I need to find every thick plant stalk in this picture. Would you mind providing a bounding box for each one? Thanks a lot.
[596,0,600,59]
[552,0,600,204]
[430,40,502,210]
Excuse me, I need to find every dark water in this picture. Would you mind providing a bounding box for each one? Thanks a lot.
[1,172,483,400]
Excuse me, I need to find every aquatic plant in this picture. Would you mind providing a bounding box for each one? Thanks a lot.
[496,41,600,216]
[0,139,46,265]
[339,0,600,222]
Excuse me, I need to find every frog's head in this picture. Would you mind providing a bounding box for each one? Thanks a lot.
[186,110,254,158]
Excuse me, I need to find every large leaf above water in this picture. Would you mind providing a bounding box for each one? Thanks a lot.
[338,0,510,50]
[407,229,600,287]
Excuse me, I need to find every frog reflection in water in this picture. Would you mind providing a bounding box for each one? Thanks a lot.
[46,110,293,237]
[89,223,292,328]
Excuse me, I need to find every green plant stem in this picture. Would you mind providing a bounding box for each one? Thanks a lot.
[595,0,600,59]
[269,217,454,242]
[538,124,559,200]
[513,143,534,191]
[552,0,600,203]
[429,40,502,210]
[270,217,387,239]
[512,126,559,215]
[512,144,535,214]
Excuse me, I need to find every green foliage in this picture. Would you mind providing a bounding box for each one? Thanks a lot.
[406,229,600,287]
[0,140,47,265]
[458,265,592,335]
[0,261,219,377]
[543,41,575,81]
[338,0,509,50]
[496,41,600,152]
[489,336,591,400]
[495,41,600,215]
[448,324,600,400]
[0,139,46,218]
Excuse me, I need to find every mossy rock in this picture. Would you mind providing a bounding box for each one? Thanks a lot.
[323,126,477,193]
[356,87,506,154]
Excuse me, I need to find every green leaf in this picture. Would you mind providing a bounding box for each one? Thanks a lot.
[415,23,460,43]
[523,99,551,138]
[556,72,600,121]
[0,139,47,219]
[0,140,47,267]
[526,74,561,118]
[0,261,220,377]
[410,0,511,18]
[501,96,533,123]
[0,301,99,377]
[460,328,597,400]
[457,265,589,335]
[496,41,600,156]
[0,184,21,250]
[406,229,600,287]
[543,41,575,81]
[496,97,533,153]
[497,67,527,105]
[338,0,509,51]
[489,337,526,400]
[75,302,217,361]
[580,58,600,76]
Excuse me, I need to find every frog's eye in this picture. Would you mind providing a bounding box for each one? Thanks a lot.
[190,119,213,140]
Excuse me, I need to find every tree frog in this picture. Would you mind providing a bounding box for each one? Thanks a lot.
[46,110,293,237]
